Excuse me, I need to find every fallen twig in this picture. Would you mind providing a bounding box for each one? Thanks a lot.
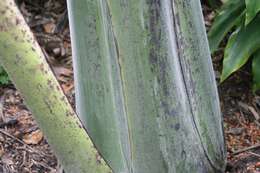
[248,106,260,121]
[232,143,260,155]
[0,129,45,156]
[0,92,6,121]
[248,151,260,158]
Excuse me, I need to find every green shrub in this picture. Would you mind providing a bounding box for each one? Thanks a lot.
[207,0,222,9]
[208,0,260,92]
[0,66,10,85]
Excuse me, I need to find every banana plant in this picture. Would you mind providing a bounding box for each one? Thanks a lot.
[208,0,260,91]
[0,0,226,172]
[68,0,226,172]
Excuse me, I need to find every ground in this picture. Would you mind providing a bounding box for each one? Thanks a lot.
[0,0,259,173]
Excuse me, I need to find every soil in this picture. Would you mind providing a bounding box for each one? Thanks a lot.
[0,1,259,173]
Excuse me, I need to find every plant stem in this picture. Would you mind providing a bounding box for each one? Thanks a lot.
[0,0,112,172]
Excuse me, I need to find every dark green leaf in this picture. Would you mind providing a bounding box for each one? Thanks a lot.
[252,50,260,92]
[207,0,221,9]
[208,0,245,53]
[245,0,260,25]
[221,14,260,82]
[0,66,9,85]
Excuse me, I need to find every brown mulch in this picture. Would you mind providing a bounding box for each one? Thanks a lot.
[0,1,259,173]
[0,88,58,173]
[202,5,260,173]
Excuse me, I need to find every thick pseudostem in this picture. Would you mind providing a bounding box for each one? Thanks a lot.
[68,0,226,173]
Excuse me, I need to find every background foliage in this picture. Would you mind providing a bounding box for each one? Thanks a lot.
[0,67,10,85]
[208,0,260,92]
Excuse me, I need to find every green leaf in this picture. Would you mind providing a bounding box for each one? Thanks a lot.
[0,66,9,85]
[245,0,260,25]
[208,0,245,53]
[221,14,260,82]
[207,0,221,9]
[0,75,9,85]
[252,50,260,92]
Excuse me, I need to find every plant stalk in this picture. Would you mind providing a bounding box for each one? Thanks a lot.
[0,0,112,172]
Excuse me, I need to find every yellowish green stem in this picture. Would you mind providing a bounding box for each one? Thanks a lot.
[0,0,112,172]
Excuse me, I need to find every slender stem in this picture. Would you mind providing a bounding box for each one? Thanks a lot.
[0,0,112,172]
